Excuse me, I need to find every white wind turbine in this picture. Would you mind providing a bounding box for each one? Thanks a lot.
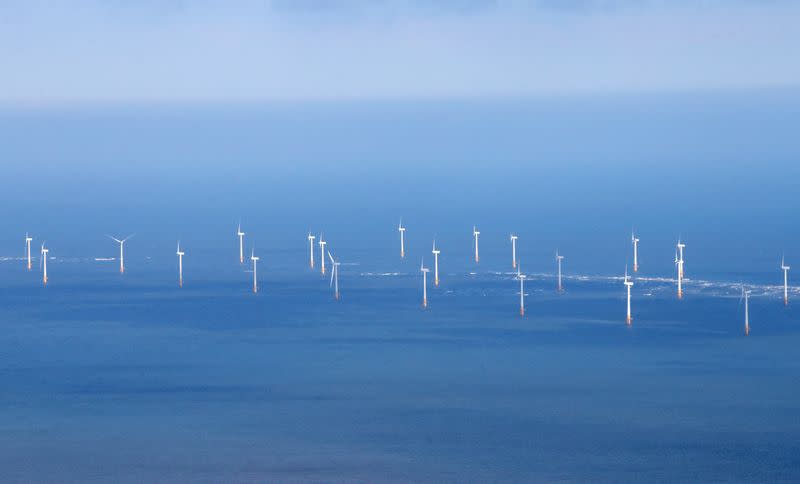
[237,223,245,264]
[328,251,340,300]
[176,241,185,287]
[517,261,526,317]
[307,233,316,269]
[675,240,685,299]
[473,226,480,263]
[631,230,640,272]
[510,234,518,269]
[398,219,406,259]
[741,285,751,336]
[25,233,33,271]
[319,236,327,275]
[624,265,634,325]
[432,240,441,287]
[420,259,430,308]
[40,243,49,286]
[781,256,790,306]
[251,248,259,294]
[107,234,134,274]
[556,251,565,293]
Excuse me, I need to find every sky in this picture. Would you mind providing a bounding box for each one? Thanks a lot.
[1,0,799,105]
[1,1,798,274]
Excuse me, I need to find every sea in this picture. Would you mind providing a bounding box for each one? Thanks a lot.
[0,90,799,482]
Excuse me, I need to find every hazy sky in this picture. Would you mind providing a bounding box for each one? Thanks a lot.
[1,0,798,105]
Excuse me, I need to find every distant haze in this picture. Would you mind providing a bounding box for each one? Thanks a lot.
[1,0,799,106]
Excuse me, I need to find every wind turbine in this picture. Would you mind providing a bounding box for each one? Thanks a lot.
[420,259,430,308]
[675,240,685,299]
[107,234,134,274]
[237,223,245,264]
[631,230,640,272]
[319,236,327,275]
[741,285,751,336]
[556,251,565,293]
[328,251,340,300]
[176,241,185,287]
[781,256,790,306]
[251,248,259,294]
[517,261,526,317]
[624,265,634,325]
[510,234,518,269]
[40,243,49,286]
[473,226,480,263]
[398,219,406,259]
[432,240,441,287]
[307,233,316,269]
[25,233,33,271]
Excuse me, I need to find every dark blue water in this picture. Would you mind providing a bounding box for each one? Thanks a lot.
[1,91,799,481]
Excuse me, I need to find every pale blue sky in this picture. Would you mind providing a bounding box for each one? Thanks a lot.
[1,0,798,105]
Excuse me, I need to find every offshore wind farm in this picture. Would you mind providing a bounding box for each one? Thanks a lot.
[13,222,795,335]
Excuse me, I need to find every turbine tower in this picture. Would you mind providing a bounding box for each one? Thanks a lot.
[781,256,790,306]
[556,251,565,293]
[319,236,327,275]
[176,241,185,287]
[473,226,480,263]
[107,234,134,274]
[398,219,406,259]
[432,240,441,287]
[624,265,634,325]
[40,243,49,286]
[307,233,316,269]
[517,261,526,316]
[25,233,33,271]
[237,223,245,264]
[510,234,518,269]
[251,249,259,294]
[328,251,340,300]
[631,231,640,272]
[742,285,751,336]
[420,259,430,308]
